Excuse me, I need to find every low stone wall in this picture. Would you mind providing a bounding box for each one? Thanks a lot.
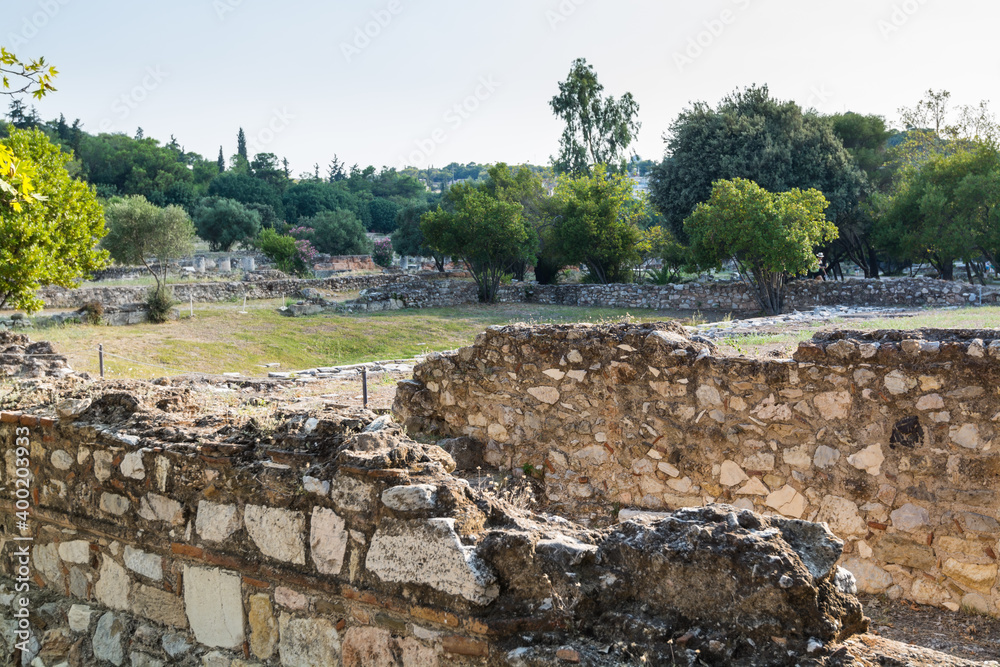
[395,324,1000,617]
[350,276,999,313]
[37,274,413,310]
[0,389,869,666]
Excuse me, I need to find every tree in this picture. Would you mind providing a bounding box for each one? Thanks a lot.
[217,146,225,173]
[878,146,1000,282]
[193,196,262,251]
[391,203,444,270]
[1,48,57,99]
[0,127,108,313]
[237,127,247,161]
[368,197,401,233]
[638,226,692,284]
[684,178,837,315]
[551,165,643,284]
[649,85,865,247]
[102,195,194,298]
[421,185,534,302]
[298,209,371,256]
[208,172,283,212]
[550,58,640,176]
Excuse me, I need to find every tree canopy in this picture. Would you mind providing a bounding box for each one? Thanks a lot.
[685,178,836,314]
[194,196,262,251]
[0,126,108,312]
[549,58,640,176]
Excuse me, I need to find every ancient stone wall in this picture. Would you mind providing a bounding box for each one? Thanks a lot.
[395,324,1000,617]
[0,387,870,666]
[349,276,999,312]
[36,274,412,310]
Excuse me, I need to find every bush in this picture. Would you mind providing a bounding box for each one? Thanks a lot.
[298,209,372,255]
[145,288,175,324]
[257,228,314,277]
[372,238,393,268]
[194,197,262,251]
[81,301,104,325]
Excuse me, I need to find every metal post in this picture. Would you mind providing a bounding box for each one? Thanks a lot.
[99,344,104,378]
[361,367,368,408]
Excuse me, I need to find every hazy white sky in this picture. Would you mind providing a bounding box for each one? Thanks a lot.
[7,0,998,174]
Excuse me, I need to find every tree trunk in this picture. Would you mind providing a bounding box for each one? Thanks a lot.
[866,245,880,279]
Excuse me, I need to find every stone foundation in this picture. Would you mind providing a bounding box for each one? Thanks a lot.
[395,323,1000,617]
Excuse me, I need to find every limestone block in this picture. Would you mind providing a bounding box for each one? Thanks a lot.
[138,493,184,525]
[57,540,91,565]
[847,444,884,476]
[742,451,775,471]
[330,475,376,513]
[487,423,508,440]
[244,505,305,564]
[51,450,74,470]
[68,604,92,633]
[100,492,130,516]
[841,557,893,594]
[278,614,340,667]
[573,445,609,465]
[342,626,438,667]
[719,460,749,487]
[883,370,916,395]
[248,594,278,660]
[765,485,806,519]
[696,385,722,407]
[93,612,126,666]
[310,506,348,575]
[366,518,499,605]
[94,450,114,482]
[915,394,945,411]
[131,584,187,628]
[527,386,560,404]
[124,546,162,581]
[95,558,129,611]
[275,586,308,611]
[121,451,145,479]
[813,445,840,469]
[910,578,948,605]
[382,484,437,512]
[874,534,936,570]
[817,496,867,538]
[942,558,998,594]
[890,503,930,533]
[814,391,851,420]
[196,500,242,542]
[949,424,981,450]
[736,478,769,496]
[183,566,245,648]
[783,445,812,469]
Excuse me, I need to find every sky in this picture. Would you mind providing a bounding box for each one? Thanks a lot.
[6,0,1000,175]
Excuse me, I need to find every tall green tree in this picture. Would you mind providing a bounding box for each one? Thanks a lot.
[102,195,194,298]
[421,185,534,302]
[549,58,640,176]
[193,196,262,251]
[1,127,108,313]
[649,85,864,247]
[551,165,643,284]
[298,209,371,256]
[684,178,837,315]
[237,127,247,161]
[217,146,225,173]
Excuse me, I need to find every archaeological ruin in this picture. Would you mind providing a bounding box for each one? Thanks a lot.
[1,323,998,666]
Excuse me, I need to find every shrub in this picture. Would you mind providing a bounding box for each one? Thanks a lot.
[257,228,314,277]
[145,288,175,324]
[372,238,394,268]
[81,301,104,325]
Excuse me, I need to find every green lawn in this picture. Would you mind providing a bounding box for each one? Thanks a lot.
[32,302,699,379]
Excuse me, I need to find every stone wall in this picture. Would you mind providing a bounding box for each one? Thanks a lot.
[36,274,413,310]
[0,387,872,666]
[394,324,1000,617]
[349,276,1000,313]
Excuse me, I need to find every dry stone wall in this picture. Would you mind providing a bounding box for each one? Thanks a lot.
[349,276,999,313]
[36,274,413,310]
[0,387,873,667]
[395,323,1000,617]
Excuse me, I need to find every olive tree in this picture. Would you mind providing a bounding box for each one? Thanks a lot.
[684,178,837,314]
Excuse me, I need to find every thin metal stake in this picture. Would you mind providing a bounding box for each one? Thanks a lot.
[361,367,368,408]
[99,344,104,378]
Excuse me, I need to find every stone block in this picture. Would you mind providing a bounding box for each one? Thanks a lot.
[278,614,340,667]
[124,546,162,581]
[248,593,278,660]
[196,500,242,542]
[131,584,187,628]
[184,566,245,648]
[382,484,437,511]
[874,534,936,570]
[889,503,930,533]
[138,493,184,525]
[244,505,305,564]
[311,506,349,575]
[92,612,125,666]
[57,540,90,565]
[95,558,129,611]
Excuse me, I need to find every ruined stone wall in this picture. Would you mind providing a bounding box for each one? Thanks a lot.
[36,274,412,310]
[350,276,998,312]
[395,324,1000,617]
[0,390,871,667]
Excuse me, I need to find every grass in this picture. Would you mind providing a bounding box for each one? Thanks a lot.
[29,301,702,380]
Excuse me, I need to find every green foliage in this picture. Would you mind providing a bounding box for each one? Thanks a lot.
[369,197,401,233]
[649,85,864,246]
[551,165,643,284]
[194,196,262,251]
[102,195,195,296]
[208,172,284,213]
[877,146,1000,281]
[1,48,58,99]
[391,203,444,270]
[550,58,640,176]
[371,238,393,268]
[638,226,691,284]
[685,178,837,314]
[299,209,372,256]
[421,180,534,302]
[0,127,109,313]
[144,287,175,324]
[257,228,310,276]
